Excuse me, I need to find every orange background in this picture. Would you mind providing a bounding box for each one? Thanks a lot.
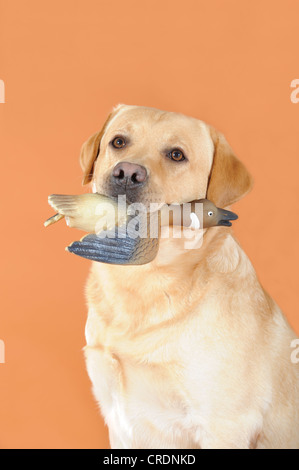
[0,0,298,449]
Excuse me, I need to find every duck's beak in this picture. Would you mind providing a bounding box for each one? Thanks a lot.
[216,208,239,227]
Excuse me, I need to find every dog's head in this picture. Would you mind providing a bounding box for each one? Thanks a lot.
[80,104,253,209]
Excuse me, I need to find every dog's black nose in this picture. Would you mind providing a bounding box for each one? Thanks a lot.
[112,162,147,187]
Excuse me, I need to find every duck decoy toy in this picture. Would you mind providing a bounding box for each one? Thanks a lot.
[45,193,238,265]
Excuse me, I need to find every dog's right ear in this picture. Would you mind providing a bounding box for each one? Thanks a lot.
[207,126,253,207]
[80,106,123,185]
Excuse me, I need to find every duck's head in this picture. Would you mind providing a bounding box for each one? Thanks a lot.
[200,199,238,228]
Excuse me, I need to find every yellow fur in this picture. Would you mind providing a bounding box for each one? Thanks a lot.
[81,105,299,449]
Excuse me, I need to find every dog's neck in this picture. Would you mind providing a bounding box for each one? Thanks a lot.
[88,226,236,336]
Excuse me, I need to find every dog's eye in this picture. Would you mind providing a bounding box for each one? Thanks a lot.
[169,149,185,162]
[112,136,126,149]
[208,211,213,217]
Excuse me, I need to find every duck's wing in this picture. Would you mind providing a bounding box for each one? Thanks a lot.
[66,226,159,265]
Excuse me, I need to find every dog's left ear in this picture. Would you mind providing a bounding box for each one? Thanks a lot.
[80,105,124,185]
[207,126,253,207]
[80,113,115,185]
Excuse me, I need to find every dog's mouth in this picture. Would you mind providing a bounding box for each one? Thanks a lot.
[97,178,165,209]
[109,187,146,205]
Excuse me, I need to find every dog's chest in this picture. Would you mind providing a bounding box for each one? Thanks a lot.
[84,338,196,448]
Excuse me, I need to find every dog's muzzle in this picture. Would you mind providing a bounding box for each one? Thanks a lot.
[108,161,148,201]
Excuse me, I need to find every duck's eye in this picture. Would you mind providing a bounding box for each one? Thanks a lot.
[112,136,126,149]
[208,211,214,217]
[169,149,185,162]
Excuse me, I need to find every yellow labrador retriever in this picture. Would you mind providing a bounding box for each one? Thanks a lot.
[80,104,299,449]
